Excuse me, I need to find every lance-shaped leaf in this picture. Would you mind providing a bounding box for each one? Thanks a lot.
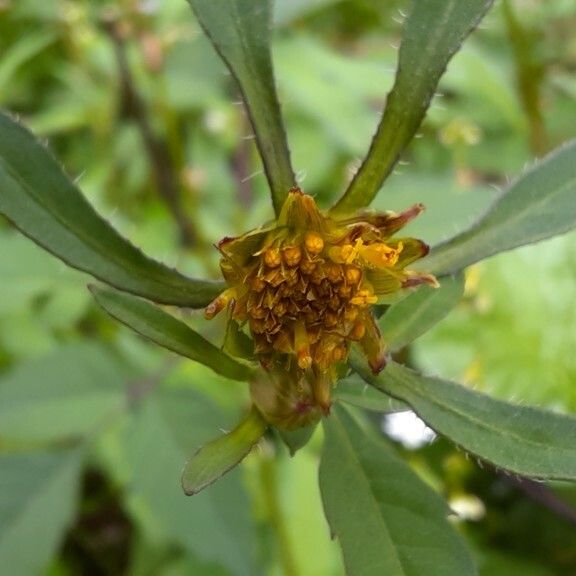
[320,405,476,576]
[0,112,223,308]
[90,285,255,382]
[416,140,576,275]
[352,357,576,480]
[331,0,494,214]
[182,407,267,495]
[187,0,295,214]
[335,376,409,413]
[380,274,464,352]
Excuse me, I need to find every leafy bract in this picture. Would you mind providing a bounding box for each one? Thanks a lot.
[0,111,223,307]
[278,422,318,456]
[353,358,576,480]
[331,0,494,214]
[182,407,267,495]
[320,405,476,576]
[417,140,576,274]
[381,275,464,352]
[187,0,295,214]
[90,285,255,382]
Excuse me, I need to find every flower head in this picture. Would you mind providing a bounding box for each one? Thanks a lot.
[206,188,437,428]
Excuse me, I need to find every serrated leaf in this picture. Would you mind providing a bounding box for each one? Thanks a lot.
[381,275,464,352]
[416,140,576,274]
[331,0,494,214]
[0,112,223,307]
[320,405,476,576]
[353,358,576,480]
[182,407,267,495]
[90,285,255,382]
[0,449,83,576]
[187,0,295,214]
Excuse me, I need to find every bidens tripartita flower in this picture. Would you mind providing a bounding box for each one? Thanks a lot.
[206,188,437,429]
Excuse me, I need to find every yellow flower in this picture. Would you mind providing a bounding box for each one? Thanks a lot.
[206,188,437,429]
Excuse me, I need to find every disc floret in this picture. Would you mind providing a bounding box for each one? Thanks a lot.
[206,188,437,428]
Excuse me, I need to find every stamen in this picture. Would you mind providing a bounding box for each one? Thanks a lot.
[304,232,324,255]
[264,247,282,268]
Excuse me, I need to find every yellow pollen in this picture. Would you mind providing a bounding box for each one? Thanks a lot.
[345,266,362,285]
[338,284,352,298]
[360,242,403,268]
[264,247,282,268]
[251,277,266,292]
[300,257,316,275]
[344,306,359,323]
[350,289,378,307]
[273,300,288,316]
[325,263,343,284]
[304,232,324,255]
[295,321,312,369]
[339,244,354,263]
[206,190,436,426]
[282,245,302,267]
[332,345,348,363]
[324,312,339,328]
[349,322,366,341]
[297,353,313,370]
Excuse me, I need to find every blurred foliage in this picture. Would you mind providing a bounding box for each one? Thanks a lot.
[0,0,575,574]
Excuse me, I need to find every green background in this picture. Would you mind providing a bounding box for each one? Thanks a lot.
[1,0,575,574]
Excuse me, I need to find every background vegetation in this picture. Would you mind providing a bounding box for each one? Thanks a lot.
[1,0,576,574]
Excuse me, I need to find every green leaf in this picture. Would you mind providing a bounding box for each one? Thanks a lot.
[0,33,56,104]
[99,387,260,576]
[0,111,223,308]
[0,449,83,575]
[187,0,296,214]
[416,140,576,274]
[320,405,476,576]
[182,407,267,495]
[335,375,408,413]
[331,0,494,214]
[0,344,127,443]
[353,358,576,480]
[90,285,255,382]
[381,275,464,352]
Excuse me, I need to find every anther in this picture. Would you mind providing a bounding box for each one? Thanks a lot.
[304,232,324,255]
[264,247,281,268]
[349,322,366,340]
[345,266,362,285]
[282,245,302,267]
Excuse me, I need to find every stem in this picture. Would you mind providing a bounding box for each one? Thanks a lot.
[102,17,198,247]
[259,453,299,576]
[502,0,547,157]
[505,474,576,527]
